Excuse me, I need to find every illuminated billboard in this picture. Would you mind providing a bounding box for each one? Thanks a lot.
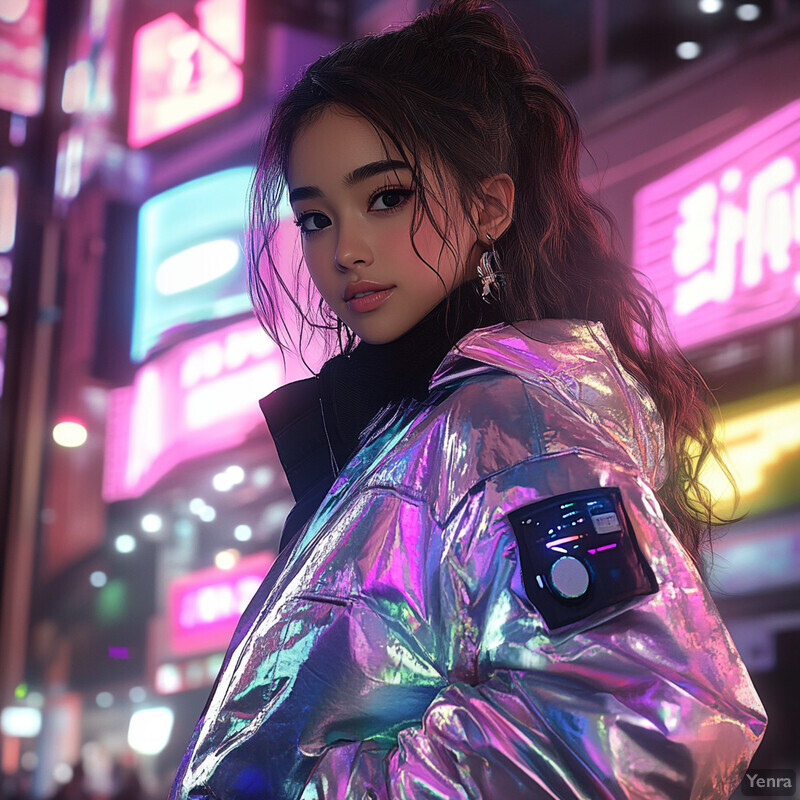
[107,318,279,500]
[131,166,253,363]
[0,0,46,115]
[0,165,16,399]
[700,384,800,519]
[0,166,17,252]
[128,0,246,148]
[634,100,800,350]
[104,316,324,501]
[167,551,274,657]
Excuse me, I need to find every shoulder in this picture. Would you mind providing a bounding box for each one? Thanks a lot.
[363,369,538,505]
[434,320,667,488]
[432,319,648,416]
[363,320,664,522]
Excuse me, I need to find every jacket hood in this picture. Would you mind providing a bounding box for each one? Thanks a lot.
[430,319,667,489]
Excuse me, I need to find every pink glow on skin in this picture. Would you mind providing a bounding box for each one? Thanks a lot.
[128,0,245,148]
[168,552,275,657]
[634,100,800,349]
[103,316,324,501]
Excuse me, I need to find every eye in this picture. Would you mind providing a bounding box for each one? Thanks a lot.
[370,188,413,212]
[294,212,331,234]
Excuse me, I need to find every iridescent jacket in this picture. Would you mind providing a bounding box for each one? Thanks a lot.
[171,319,766,800]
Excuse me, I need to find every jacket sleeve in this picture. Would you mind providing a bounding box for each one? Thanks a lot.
[300,448,767,800]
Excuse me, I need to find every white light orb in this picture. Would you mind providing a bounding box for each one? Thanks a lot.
[129,686,146,703]
[736,3,761,20]
[53,419,87,447]
[214,549,240,570]
[114,533,136,554]
[53,763,73,785]
[188,497,206,515]
[234,524,252,542]
[225,465,245,485]
[676,41,702,60]
[212,471,234,492]
[140,513,162,533]
[128,707,174,755]
[89,570,107,588]
[199,505,216,523]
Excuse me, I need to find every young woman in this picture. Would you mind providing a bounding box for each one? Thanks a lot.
[170,1,766,797]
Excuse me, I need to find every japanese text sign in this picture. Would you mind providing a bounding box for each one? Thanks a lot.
[634,100,800,349]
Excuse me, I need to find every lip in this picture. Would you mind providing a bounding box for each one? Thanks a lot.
[342,281,395,301]
[345,286,394,314]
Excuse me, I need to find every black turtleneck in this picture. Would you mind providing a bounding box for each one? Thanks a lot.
[260,280,503,550]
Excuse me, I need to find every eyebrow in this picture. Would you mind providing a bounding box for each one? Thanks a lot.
[288,159,411,204]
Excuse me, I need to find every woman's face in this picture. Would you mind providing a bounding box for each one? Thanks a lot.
[287,105,480,344]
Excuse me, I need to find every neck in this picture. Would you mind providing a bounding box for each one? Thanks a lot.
[319,279,503,466]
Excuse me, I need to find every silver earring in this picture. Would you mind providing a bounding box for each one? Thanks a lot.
[477,233,503,303]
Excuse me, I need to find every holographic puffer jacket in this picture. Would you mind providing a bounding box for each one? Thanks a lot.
[171,319,766,800]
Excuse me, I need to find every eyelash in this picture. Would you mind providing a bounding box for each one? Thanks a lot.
[293,184,415,236]
[369,183,415,211]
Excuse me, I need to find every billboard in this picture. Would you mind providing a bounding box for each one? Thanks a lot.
[0,0,46,115]
[106,317,280,500]
[634,100,800,350]
[167,551,275,657]
[128,0,246,148]
[104,313,324,500]
[700,384,800,519]
[131,166,253,363]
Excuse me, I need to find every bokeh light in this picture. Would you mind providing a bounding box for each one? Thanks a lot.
[52,419,88,447]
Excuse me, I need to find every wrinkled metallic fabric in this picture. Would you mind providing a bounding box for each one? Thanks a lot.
[170,320,766,800]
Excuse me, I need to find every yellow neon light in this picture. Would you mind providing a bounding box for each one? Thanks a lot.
[699,387,800,516]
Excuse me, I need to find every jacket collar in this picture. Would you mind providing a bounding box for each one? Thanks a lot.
[429,319,604,390]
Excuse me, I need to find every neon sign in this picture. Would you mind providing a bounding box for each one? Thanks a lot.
[128,0,246,147]
[131,166,254,363]
[699,384,800,519]
[106,318,276,500]
[104,315,324,500]
[167,551,274,656]
[0,0,46,115]
[0,166,18,252]
[0,166,16,398]
[634,100,800,349]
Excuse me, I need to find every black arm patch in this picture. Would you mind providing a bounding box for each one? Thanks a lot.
[507,488,659,631]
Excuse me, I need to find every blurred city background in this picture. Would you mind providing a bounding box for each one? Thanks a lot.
[0,0,798,797]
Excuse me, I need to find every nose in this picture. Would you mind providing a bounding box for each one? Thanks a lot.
[334,218,373,271]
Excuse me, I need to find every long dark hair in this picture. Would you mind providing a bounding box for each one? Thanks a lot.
[249,0,733,572]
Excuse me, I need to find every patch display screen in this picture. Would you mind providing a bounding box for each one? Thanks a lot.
[508,488,658,631]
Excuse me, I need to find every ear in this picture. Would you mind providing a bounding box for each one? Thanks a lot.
[476,173,515,244]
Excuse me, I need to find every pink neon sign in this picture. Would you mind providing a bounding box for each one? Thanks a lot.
[128,0,246,148]
[634,100,800,350]
[103,316,321,501]
[0,0,46,115]
[168,551,275,657]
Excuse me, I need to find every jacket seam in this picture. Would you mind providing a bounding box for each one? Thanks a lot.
[437,446,641,531]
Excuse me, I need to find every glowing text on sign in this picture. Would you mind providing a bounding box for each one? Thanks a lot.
[168,551,275,656]
[104,318,283,501]
[634,100,800,349]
